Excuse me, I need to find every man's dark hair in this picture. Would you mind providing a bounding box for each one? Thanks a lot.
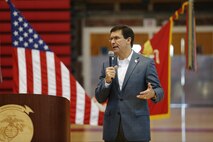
[110,25,134,47]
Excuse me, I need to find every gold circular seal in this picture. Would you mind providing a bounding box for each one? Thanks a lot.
[0,104,34,142]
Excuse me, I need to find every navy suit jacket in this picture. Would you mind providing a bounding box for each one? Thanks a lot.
[95,51,164,141]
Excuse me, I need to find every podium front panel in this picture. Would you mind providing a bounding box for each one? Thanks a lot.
[0,94,70,142]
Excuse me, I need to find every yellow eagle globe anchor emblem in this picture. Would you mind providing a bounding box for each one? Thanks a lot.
[0,104,34,142]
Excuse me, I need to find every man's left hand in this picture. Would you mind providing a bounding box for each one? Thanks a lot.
[137,83,156,100]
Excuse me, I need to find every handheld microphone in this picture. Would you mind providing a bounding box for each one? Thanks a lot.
[108,51,116,67]
[108,51,116,80]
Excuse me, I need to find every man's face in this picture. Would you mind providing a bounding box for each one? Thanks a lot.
[109,30,130,55]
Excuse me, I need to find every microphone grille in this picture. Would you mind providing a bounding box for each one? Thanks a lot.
[108,51,114,56]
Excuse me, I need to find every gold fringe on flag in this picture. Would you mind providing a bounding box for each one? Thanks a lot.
[186,0,197,71]
[170,0,197,71]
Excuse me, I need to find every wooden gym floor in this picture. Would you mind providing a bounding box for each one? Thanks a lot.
[70,107,213,142]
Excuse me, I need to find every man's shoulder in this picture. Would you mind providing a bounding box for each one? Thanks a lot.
[135,52,153,63]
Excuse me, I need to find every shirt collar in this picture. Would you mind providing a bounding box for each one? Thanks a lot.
[127,50,133,61]
[118,50,133,62]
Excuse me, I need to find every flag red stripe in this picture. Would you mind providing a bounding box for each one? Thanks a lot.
[70,75,77,123]
[13,48,19,94]
[25,49,33,94]
[98,112,104,125]
[40,51,48,95]
[55,57,62,97]
[84,93,91,124]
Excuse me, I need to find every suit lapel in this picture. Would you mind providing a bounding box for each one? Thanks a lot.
[114,69,120,91]
[113,57,121,92]
[121,52,140,90]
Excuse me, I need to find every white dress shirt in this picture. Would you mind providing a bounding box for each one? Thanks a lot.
[117,51,133,90]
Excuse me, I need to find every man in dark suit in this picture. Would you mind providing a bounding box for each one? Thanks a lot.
[95,25,164,142]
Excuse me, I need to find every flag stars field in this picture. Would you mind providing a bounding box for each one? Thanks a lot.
[11,9,49,51]
[13,21,18,26]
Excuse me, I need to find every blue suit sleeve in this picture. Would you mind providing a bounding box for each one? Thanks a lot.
[146,59,164,103]
[95,63,111,103]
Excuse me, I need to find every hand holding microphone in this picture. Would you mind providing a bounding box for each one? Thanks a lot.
[105,51,117,83]
[105,67,116,83]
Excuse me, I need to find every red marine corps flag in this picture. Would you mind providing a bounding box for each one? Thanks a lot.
[7,0,104,125]
[143,1,196,118]
[142,20,172,119]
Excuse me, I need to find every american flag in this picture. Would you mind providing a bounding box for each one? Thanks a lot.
[8,0,103,125]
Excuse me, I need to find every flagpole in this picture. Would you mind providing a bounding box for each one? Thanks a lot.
[181,38,186,142]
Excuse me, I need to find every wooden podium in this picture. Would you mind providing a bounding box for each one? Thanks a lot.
[0,94,70,142]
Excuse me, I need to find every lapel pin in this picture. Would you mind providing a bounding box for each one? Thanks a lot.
[135,59,138,63]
